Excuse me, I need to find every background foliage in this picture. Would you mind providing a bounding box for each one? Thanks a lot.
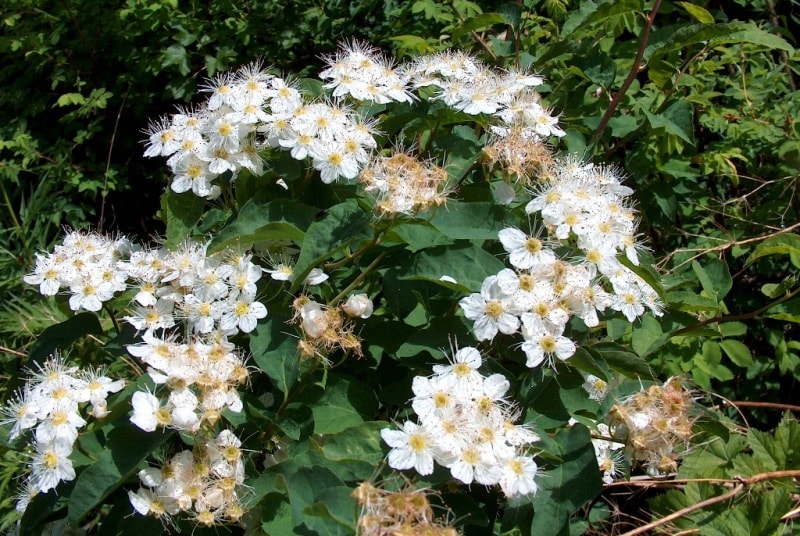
[1,0,799,534]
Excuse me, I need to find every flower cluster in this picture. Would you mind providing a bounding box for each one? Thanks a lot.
[406,51,561,140]
[460,155,662,368]
[609,377,696,475]
[2,354,125,512]
[381,346,539,498]
[128,429,247,526]
[145,61,381,195]
[352,479,457,536]
[127,332,249,432]
[24,232,268,337]
[320,40,414,104]
[23,230,131,312]
[360,150,453,217]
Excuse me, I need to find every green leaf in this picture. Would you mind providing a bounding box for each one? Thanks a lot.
[562,0,643,37]
[308,375,377,435]
[208,198,316,253]
[747,233,800,265]
[719,339,753,367]
[250,312,300,400]
[160,189,205,248]
[67,426,172,524]
[588,342,653,378]
[385,221,454,252]
[748,413,800,471]
[692,259,732,301]
[644,101,694,145]
[27,312,103,365]
[451,13,506,41]
[291,199,372,292]
[645,21,795,62]
[428,201,511,240]
[399,242,506,292]
[303,486,357,535]
[284,466,344,530]
[531,425,602,535]
[317,421,388,470]
[677,2,714,24]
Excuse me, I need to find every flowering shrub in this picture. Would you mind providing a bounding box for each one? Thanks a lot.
[4,25,799,536]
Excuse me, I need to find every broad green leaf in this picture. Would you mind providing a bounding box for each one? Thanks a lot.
[208,198,316,253]
[303,486,357,535]
[748,413,800,471]
[631,314,671,358]
[677,2,714,24]
[575,50,616,88]
[395,316,471,360]
[385,221,454,252]
[399,242,506,292]
[284,466,344,530]
[588,342,653,377]
[250,312,300,400]
[308,375,377,435]
[644,104,694,145]
[27,312,103,365]
[531,425,602,535]
[428,201,511,240]
[67,426,172,524]
[765,297,800,323]
[291,199,372,292]
[692,259,732,301]
[160,189,205,248]
[747,233,800,264]
[317,421,388,470]
[718,339,753,367]
[496,3,522,27]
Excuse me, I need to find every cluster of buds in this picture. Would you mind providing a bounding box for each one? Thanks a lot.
[381,346,539,498]
[360,150,453,217]
[128,430,247,527]
[1,354,125,512]
[352,480,457,536]
[127,332,249,432]
[292,295,371,361]
[610,377,696,475]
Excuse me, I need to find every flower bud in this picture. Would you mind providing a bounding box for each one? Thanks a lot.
[342,293,373,319]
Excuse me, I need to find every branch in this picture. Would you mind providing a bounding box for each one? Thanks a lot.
[722,400,800,413]
[616,470,800,536]
[591,0,663,145]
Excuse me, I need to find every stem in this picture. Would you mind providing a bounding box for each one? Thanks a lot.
[616,470,800,535]
[591,0,664,145]
[328,251,387,306]
[323,230,384,271]
[723,400,800,413]
[103,303,121,335]
[98,87,129,232]
[672,286,800,336]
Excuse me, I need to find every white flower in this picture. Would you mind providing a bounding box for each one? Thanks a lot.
[498,227,556,272]
[220,294,267,333]
[130,391,169,432]
[459,275,520,341]
[30,441,75,493]
[381,421,437,475]
[499,456,538,498]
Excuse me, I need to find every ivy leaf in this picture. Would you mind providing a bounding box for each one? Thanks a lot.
[249,312,300,401]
